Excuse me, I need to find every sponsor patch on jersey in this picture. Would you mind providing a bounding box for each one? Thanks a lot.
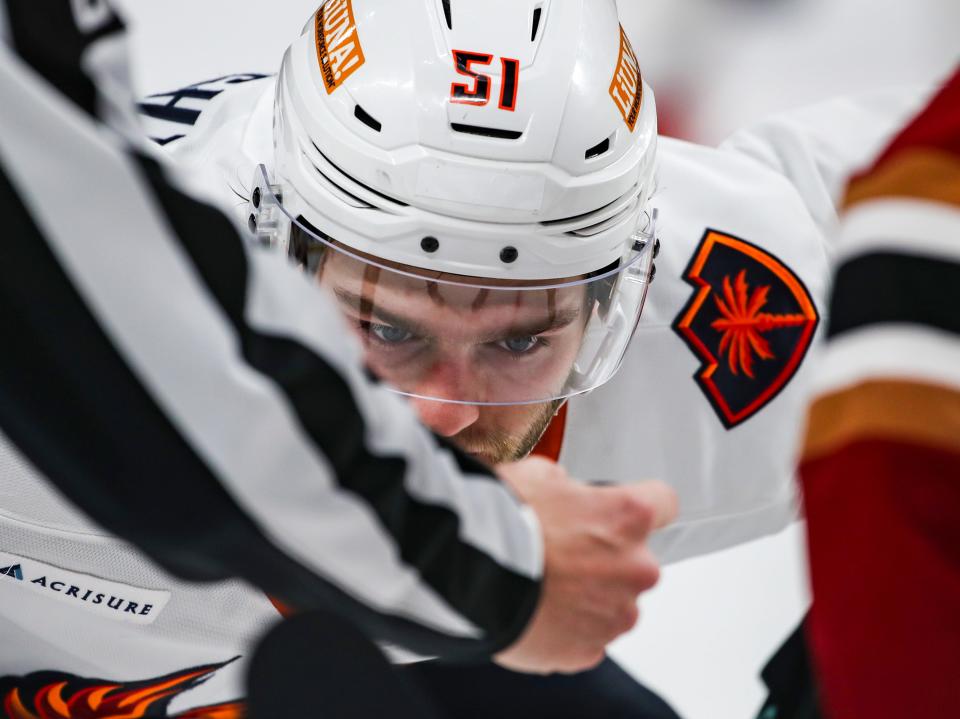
[0,551,170,625]
[0,661,241,719]
[315,0,366,94]
[673,229,819,428]
[609,25,643,132]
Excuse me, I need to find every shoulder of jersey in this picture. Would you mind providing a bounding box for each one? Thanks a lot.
[138,73,275,151]
[649,136,826,430]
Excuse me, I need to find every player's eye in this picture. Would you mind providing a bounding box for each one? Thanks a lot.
[496,335,542,355]
[366,322,415,345]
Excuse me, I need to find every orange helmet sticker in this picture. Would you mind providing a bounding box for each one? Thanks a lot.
[315,0,366,95]
[609,25,643,132]
[673,230,820,429]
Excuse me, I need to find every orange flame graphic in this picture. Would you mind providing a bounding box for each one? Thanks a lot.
[2,664,244,719]
[711,271,808,378]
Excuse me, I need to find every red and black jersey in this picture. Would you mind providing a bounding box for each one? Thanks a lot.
[801,64,960,718]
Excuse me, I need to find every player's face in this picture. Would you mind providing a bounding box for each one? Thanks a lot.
[316,249,587,463]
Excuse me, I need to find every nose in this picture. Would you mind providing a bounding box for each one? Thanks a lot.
[407,356,482,437]
[410,397,480,437]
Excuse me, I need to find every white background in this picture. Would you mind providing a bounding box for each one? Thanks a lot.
[114,1,957,717]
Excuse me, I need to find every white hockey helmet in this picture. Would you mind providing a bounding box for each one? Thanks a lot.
[252,0,660,406]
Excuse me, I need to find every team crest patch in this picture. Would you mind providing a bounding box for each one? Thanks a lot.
[315,0,366,94]
[673,229,819,428]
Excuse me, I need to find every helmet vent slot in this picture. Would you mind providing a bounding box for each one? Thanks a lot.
[307,160,375,210]
[564,198,637,238]
[354,104,382,132]
[451,123,523,140]
[531,6,543,41]
[442,0,453,29]
[585,136,611,160]
[539,182,642,237]
[312,142,409,207]
[540,197,619,228]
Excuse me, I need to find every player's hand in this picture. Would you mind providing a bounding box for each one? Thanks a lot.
[493,457,677,675]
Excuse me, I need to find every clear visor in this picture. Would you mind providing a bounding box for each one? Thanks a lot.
[259,172,656,406]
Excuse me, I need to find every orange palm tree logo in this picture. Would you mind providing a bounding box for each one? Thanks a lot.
[711,271,809,379]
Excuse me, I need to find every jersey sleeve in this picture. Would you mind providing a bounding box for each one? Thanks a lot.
[800,65,960,718]
[0,0,542,660]
[137,73,271,148]
[719,83,940,240]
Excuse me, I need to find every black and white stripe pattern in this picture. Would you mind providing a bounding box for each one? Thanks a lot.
[0,0,541,658]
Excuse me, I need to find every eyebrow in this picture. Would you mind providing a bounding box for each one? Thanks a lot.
[332,288,582,341]
[334,288,432,338]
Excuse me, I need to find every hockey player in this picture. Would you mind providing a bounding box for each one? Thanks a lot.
[143,0,929,563]
[0,0,935,717]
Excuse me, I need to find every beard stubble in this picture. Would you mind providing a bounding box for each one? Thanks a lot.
[450,399,564,464]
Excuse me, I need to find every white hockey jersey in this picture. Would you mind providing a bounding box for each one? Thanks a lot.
[0,72,930,716]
